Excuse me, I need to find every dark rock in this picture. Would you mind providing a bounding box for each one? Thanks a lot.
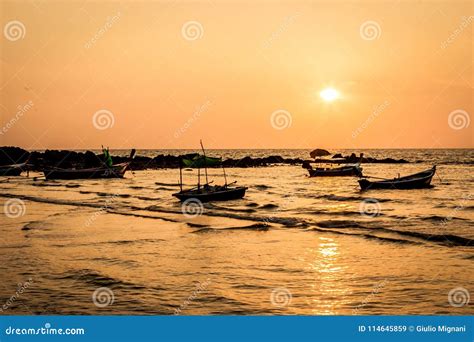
[0,146,30,166]
[310,149,331,158]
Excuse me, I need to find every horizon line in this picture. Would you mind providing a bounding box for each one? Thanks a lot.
[5,146,474,151]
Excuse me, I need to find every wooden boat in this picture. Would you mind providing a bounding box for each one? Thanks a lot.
[43,162,130,180]
[0,162,28,176]
[173,184,247,202]
[172,141,247,202]
[304,162,363,177]
[43,149,135,180]
[358,166,436,190]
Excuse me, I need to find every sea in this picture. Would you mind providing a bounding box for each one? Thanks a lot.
[0,149,472,315]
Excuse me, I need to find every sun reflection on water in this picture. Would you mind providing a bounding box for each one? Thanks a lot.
[307,237,353,315]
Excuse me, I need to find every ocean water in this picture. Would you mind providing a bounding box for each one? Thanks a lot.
[0,149,473,315]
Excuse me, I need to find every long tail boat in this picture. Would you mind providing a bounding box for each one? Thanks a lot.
[304,162,363,177]
[358,166,436,190]
[43,149,135,180]
[172,141,247,202]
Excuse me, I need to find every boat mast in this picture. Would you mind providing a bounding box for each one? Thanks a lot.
[200,140,209,185]
[222,165,227,186]
[198,168,201,189]
[179,160,183,192]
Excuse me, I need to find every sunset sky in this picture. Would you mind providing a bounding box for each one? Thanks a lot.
[1,0,472,149]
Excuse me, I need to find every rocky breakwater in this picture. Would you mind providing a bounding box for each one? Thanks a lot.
[0,147,410,171]
[0,147,306,170]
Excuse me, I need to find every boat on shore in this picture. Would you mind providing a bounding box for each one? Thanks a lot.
[43,149,135,180]
[172,141,247,202]
[358,166,436,190]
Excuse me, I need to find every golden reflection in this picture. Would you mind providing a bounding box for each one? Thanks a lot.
[307,237,352,315]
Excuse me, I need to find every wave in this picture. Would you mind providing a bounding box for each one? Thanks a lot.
[155,181,180,187]
[53,269,149,290]
[419,215,468,222]
[137,195,163,201]
[311,227,421,245]
[192,223,270,233]
[311,194,392,203]
[206,203,256,213]
[314,220,473,247]
[388,230,473,247]
[306,209,370,217]
[259,203,279,209]
[317,220,370,229]
[156,186,174,191]
[2,193,471,248]
[22,221,47,231]
[254,184,272,190]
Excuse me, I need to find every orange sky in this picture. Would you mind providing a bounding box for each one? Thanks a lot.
[1,0,472,149]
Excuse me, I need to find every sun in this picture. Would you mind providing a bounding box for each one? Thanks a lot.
[320,88,340,102]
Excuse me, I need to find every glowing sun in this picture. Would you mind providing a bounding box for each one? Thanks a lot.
[320,88,340,102]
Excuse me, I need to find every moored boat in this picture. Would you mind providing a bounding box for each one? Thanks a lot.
[358,166,436,190]
[173,184,247,202]
[172,141,247,202]
[43,149,135,180]
[0,162,28,176]
[43,162,130,180]
[303,162,363,177]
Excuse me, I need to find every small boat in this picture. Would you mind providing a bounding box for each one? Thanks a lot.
[43,163,130,180]
[358,166,436,190]
[173,184,248,202]
[303,162,363,177]
[0,161,28,176]
[43,149,135,180]
[172,141,247,202]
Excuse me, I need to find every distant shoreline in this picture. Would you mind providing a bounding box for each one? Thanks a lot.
[19,147,474,151]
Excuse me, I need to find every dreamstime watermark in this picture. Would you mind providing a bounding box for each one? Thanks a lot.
[84,12,121,49]
[0,100,34,136]
[353,279,387,314]
[448,109,470,130]
[352,100,390,139]
[181,21,203,41]
[4,323,85,336]
[84,193,119,227]
[3,20,26,41]
[440,16,473,50]
[359,20,381,41]
[4,198,26,218]
[359,198,381,217]
[174,278,211,314]
[92,109,115,130]
[270,287,292,308]
[92,287,115,308]
[270,109,292,130]
[0,278,33,312]
[448,287,470,308]
[181,198,204,218]
[261,13,301,50]
[174,99,213,138]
